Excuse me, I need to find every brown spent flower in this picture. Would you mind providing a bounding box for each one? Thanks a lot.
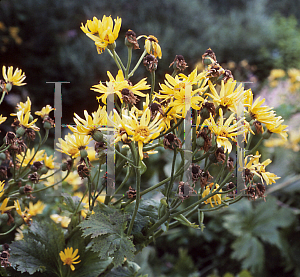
[28,172,40,184]
[77,158,92,179]
[169,55,188,72]
[121,88,139,105]
[125,29,140,49]
[143,54,158,72]
[189,164,202,183]
[149,102,164,120]
[207,62,225,78]
[95,141,106,153]
[223,69,234,83]
[0,249,11,268]
[163,133,182,150]
[224,182,236,198]
[200,102,216,119]
[200,170,213,188]
[196,127,212,153]
[178,181,197,201]
[31,161,43,172]
[202,48,217,64]
[253,121,264,134]
[255,183,266,201]
[126,186,136,199]
[227,156,234,171]
[25,128,36,141]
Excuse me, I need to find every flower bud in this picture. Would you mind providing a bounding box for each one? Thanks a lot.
[40,166,49,175]
[43,121,52,130]
[92,130,103,142]
[5,83,12,93]
[262,130,272,140]
[16,126,26,137]
[107,41,116,51]
[80,149,88,159]
[0,153,6,161]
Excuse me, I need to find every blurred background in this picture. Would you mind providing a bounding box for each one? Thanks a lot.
[1,0,300,276]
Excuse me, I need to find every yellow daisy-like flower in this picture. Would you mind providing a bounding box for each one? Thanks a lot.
[80,16,100,35]
[0,115,6,125]
[265,116,288,140]
[202,183,222,207]
[16,110,40,131]
[0,198,14,214]
[83,15,122,54]
[91,70,128,104]
[206,80,246,112]
[254,156,280,185]
[122,108,164,160]
[56,133,91,158]
[68,106,107,136]
[59,247,81,271]
[35,105,55,119]
[158,69,201,99]
[25,200,45,216]
[11,96,31,116]
[16,149,45,166]
[50,214,71,228]
[44,154,55,169]
[144,35,162,59]
[244,90,276,125]
[170,87,204,118]
[2,65,26,86]
[203,109,244,153]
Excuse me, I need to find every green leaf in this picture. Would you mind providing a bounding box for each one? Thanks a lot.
[231,233,264,273]
[80,207,136,267]
[9,221,65,276]
[106,261,141,277]
[60,193,86,213]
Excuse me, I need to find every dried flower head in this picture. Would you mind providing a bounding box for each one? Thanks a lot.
[126,186,136,199]
[163,133,182,150]
[202,48,217,65]
[178,181,196,201]
[125,29,139,49]
[143,54,158,72]
[169,55,188,72]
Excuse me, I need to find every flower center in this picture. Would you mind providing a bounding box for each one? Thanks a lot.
[65,257,73,266]
[135,126,150,138]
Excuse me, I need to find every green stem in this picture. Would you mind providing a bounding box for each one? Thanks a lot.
[128,49,147,78]
[166,148,177,204]
[125,46,133,79]
[0,91,6,105]
[149,71,155,105]
[156,118,185,140]
[111,166,131,200]
[0,224,17,236]
[146,210,170,237]
[246,137,264,155]
[127,142,141,236]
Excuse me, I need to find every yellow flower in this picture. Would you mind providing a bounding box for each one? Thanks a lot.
[35,105,55,119]
[203,109,244,153]
[91,70,128,104]
[80,16,100,35]
[122,108,163,160]
[0,115,6,124]
[16,110,40,131]
[268,69,286,82]
[14,200,32,225]
[2,65,26,86]
[170,87,204,118]
[244,90,276,125]
[83,15,122,54]
[202,183,222,207]
[59,247,81,271]
[264,138,286,148]
[50,214,71,228]
[15,226,24,240]
[144,35,162,59]
[25,201,45,216]
[16,149,45,166]
[265,116,288,140]
[56,133,91,158]
[44,154,55,169]
[11,96,31,116]
[68,106,107,136]
[206,80,246,112]
[0,198,14,214]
